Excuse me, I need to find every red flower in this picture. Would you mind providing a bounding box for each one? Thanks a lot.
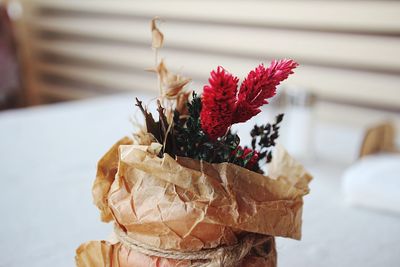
[200,66,239,140]
[233,59,298,123]
[200,60,297,140]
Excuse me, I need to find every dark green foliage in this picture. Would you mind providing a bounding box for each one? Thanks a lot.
[229,145,256,168]
[250,113,284,163]
[173,93,208,159]
[173,93,242,164]
[135,94,283,173]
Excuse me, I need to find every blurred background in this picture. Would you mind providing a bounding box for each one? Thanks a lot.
[1,0,399,160]
[1,1,399,111]
[1,1,400,266]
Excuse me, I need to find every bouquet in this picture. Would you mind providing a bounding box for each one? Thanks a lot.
[76,18,311,267]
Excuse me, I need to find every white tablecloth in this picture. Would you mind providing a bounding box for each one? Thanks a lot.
[0,94,399,267]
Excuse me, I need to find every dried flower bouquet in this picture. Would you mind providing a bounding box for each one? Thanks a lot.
[76,18,311,267]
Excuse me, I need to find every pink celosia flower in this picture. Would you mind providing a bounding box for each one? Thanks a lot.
[233,59,298,123]
[200,66,239,140]
[200,60,297,140]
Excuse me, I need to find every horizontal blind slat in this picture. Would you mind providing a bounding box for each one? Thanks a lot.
[36,62,158,92]
[34,42,400,108]
[30,18,400,72]
[32,0,400,34]
[39,82,101,99]
[17,0,400,108]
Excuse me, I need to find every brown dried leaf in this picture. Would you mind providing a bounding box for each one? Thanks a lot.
[157,100,175,155]
[151,17,164,49]
[135,98,161,143]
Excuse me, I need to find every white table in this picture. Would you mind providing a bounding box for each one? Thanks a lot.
[1,94,399,267]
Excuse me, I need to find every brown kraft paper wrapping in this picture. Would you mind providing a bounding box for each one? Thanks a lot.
[76,137,311,266]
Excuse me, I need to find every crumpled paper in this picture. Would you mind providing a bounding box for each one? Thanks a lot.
[76,137,311,266]
[76,237,277,267]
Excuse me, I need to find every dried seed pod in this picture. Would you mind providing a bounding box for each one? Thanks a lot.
[151,17,164,49]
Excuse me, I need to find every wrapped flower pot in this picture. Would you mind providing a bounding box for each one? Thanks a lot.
[76,18,311,267]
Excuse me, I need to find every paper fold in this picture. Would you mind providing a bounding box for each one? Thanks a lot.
[78,138,311,266]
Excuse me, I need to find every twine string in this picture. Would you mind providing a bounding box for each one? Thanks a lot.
[114,224,270,266]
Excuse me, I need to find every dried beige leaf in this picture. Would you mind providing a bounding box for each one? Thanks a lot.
[151,17,164,49]
[132,128,156,146]
[148,60,191,99]
[164,80,190,99]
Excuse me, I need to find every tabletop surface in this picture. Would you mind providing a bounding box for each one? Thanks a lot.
[0,93,399,267]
